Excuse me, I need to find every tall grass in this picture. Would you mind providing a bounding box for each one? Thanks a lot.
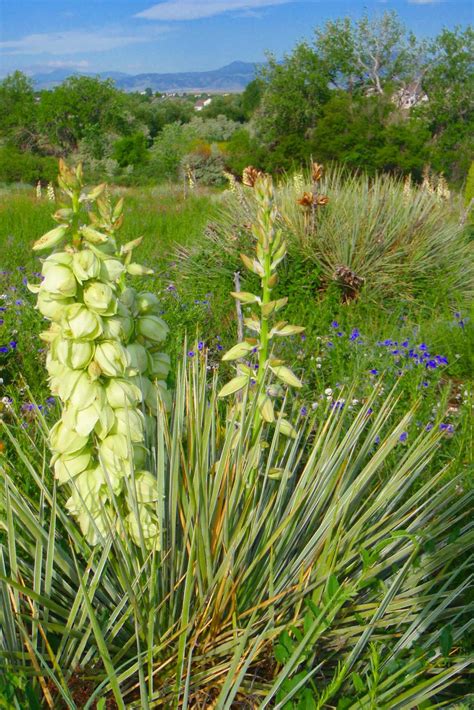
[0,185,219,273]
[1,352,472,706]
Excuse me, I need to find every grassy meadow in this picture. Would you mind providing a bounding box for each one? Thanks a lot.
[0,169,473,707]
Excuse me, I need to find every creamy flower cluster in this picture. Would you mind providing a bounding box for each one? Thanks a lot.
[31,162,169,548]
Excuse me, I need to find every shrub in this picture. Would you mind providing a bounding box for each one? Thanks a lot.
[112,133,149,168]
[181,149,226,186]
[0,146,57,185]
[179,166,473,307]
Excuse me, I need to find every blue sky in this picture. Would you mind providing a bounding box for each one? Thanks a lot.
[0,0,472,77]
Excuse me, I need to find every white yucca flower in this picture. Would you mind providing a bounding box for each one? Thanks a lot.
[293,172,304,192]
[436,174,451,201]
[47,182,56,201]
[31,160,170,549]
[224,171,237,192]
[402,174,412,204]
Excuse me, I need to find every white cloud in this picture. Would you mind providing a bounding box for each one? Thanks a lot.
[408,0,442,4]
[0,26,169,56]
[136,0,295,21]
[46,60,90,68]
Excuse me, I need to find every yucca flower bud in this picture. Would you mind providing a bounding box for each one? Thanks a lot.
[94,341,130,377]
[63,304,103,340]
[148,351,171,379]
[65,370,102,410]
[72,250,101,282]
[50,420,89,455]
[37,292,74,321]
[105,378,142,408]
[113,407,145,442]
[99,434,131,476]
[137,315,169,343]
[124,509,159,549]
[101,258,125,283]
[132,470,158,503]
[83,281,117,316]
[132,444,148,469]
[136,291,160,314]
[41,264,77,298]
[52,447,92,484]
[120,287,136,311]
[127,343,149,374]
[55,338,94,370]
[42,251,73,270]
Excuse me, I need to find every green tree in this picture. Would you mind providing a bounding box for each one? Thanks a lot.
[465,161,474,206]
[314,11,420,95]
[148,122,198,181]
[200,94,246,122]
[257,43,330,148]
[241,78,264,118]
[0,71,37,148]
[37,76,127,152]
[420,26,474,182]
[310,92,390,174]
[113,133,148,167]
[225,128,263,175]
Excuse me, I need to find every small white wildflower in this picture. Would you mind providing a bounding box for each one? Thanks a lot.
[316,363,322,369]
[311,402,318,410]
[324,387,333,396]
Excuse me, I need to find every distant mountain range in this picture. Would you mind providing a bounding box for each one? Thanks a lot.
[31,61,258,93]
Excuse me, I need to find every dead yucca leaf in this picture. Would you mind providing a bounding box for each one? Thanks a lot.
[334,264,365,302]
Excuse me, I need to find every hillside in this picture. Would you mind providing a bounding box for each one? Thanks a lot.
[31,61,258,92]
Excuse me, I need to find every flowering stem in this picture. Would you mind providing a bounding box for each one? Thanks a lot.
[257,252,272,382]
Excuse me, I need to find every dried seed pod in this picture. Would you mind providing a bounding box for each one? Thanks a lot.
[242,166,264,188]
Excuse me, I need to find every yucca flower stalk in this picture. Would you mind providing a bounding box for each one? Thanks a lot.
[28,160,170,548]
[219,174,304,439]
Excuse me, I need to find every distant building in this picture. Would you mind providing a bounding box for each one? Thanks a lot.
[194,97,212,111]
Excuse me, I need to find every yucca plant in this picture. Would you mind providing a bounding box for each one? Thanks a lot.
[178,166,474,306]
[1,356,472,707]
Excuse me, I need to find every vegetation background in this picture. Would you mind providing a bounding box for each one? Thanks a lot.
[0,12,472,190]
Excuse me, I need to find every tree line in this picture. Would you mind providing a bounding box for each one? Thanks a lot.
[0,11,472,186]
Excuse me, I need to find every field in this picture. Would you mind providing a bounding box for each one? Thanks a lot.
[0,169,473,707]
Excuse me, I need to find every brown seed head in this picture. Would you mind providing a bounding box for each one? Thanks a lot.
[297,192,314,208]
[311,163,324,182]
[315,195,329,206]
[242,166,263,188]
[297,192,329,208]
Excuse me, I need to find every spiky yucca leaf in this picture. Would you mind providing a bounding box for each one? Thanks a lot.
[178,167,473,304]
[0,352,472,707]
